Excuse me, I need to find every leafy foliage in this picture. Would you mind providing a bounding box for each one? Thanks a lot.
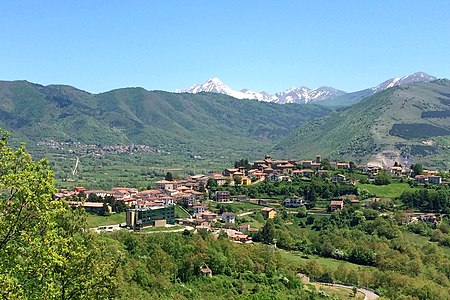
[0,130,121,299]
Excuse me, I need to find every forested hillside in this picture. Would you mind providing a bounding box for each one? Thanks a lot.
[0,80,330,159]
[274,80,450,169]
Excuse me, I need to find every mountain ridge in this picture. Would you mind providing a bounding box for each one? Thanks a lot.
[177,72,436,105]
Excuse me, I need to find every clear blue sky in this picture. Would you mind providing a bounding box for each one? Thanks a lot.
[1,1,450,94]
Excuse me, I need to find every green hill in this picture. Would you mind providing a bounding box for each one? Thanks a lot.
[0,80,330,159]
[274,79,450,169]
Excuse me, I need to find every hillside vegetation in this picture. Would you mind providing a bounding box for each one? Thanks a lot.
[0,80,330,159]
[274,80,450,169]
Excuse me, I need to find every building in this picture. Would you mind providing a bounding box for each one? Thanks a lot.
[329,199,344,212]
[428,176,442,184]
[222,212,236,224]
[261,207,276,219]
[126,205,175,229]
[68,201,111,215]
[215,191,231,202]
[155,180,177,190]
[193,204,208,215]
[331,174,346,183]
[283,197,304,208]
[201,211,218,222]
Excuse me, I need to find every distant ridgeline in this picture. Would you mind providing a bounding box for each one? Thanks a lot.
[1,78,450,170]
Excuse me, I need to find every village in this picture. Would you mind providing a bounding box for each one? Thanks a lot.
[55,154,449,243]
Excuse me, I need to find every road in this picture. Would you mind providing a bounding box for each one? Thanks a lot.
[137,225,194,234]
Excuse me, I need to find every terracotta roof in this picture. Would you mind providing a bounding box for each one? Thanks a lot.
[261,207,274,212]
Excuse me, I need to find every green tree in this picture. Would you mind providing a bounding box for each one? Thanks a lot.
[411,163,424,175]
[374,170,391,185]
[0,130,121,299]
[165,172,173,181]
[259,219,275,244]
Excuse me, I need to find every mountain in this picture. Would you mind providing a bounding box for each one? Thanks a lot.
[275,86,346,104]
[321,72,437,107]
[177,78,345,104]
[274,79,450,169]
[179,72,436,106]
[0,80,330,160]
[176,78,276,102]
[372,72,437,93]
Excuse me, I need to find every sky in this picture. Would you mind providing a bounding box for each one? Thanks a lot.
[1,1,450,94]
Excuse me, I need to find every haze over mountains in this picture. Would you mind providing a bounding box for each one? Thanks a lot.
[177,72,436,105]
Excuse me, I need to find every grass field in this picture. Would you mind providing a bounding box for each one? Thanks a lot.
[86,212,126,228]
[175,206,191,218]
[356,182,417,198]
[279,249,374,272]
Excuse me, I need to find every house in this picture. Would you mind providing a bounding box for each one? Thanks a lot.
[329,199,344,212]
[210,174,229,186]
[300,160,313,168]
[200,264,212,277]
[222,168,239,177]
[155,180,177,190]
[73,186,86,194]
[201,211,218,222]
[193,204,208,215]
[331,174,346,183]
[428,176,442,184]
[174,193,197,207]
[419,213,438,224]
[68,201,111,215]
[222,212,236,224]
[239,224,259,233]
[215,191,231,202]
[283,197,304,208]
[261,207,276,219]
[333,162,350,169]
[240,176,252,186]
[415,175,427,183]
[276,163,295,174]
[293,169,315,177]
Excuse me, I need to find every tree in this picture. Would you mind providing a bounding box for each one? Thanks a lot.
[165,172,173,181]
[0,130,121,299]
[411,163,423,175]
[206,178,217,189]
[259,219,275,244]
[374,170,391,185]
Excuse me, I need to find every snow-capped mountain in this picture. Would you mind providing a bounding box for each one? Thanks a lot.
[177,72,437,105]
[372,72,436,93]
[177,78,343,104]
[176,78,276,102]
[275,86,346,104]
